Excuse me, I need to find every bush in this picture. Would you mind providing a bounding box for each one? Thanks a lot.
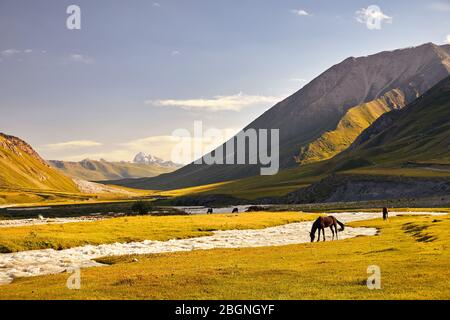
[131,201,152,215]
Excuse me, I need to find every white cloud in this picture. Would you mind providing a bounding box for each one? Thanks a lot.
[1,49,21,57]
[24,49,33,53]
[54,150,133,162]
[147,93,280,111]
[291,9,310,16]
[171,50,181,56]
[68,54,94,64]
[355,5,393,29]
[43,140,102,150]
[153,2,161,7]
[428,2,450,12]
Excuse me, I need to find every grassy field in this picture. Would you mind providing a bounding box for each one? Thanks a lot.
[0,185,157,207]
[0,213,448,299]
[0,212,317,253]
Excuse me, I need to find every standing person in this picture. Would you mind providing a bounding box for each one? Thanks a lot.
[382,207,389,221]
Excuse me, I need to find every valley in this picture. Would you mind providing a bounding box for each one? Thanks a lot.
[1,40,449,301]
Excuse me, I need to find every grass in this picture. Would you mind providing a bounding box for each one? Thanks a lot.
[0,212,318,253]
[0,185,158,207]
[0,213,448,300]
[159,163,324,200]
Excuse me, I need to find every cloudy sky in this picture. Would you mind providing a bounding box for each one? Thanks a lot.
[1,0,449,163]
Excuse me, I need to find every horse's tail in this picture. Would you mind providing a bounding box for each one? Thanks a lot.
[336,220,345,232]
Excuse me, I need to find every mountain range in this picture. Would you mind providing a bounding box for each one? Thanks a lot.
[49,154,180,182]
[111,42,450,191]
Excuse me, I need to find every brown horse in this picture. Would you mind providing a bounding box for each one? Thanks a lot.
[310,216,345,242]
[383,207,389,221]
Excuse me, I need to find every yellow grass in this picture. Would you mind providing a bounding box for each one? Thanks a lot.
[0,213,449,299]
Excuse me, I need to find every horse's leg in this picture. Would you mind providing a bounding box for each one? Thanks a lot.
[317,228,320,242]
[330,227,334,240]
[335,224,339,240]
[322,228,326,242]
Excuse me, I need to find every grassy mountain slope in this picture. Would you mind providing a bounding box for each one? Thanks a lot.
[296,89,406,164]
[0,133,79,192]
[49,159,178,181]
[342,75,450,165]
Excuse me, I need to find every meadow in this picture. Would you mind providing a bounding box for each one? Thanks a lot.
[0,212,449,300]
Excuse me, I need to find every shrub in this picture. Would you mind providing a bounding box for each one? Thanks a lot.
[131,201,152,215]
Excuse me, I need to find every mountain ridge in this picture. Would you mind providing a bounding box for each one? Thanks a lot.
[49,157,180,182]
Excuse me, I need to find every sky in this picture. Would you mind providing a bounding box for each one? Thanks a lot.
[1,0,449,163]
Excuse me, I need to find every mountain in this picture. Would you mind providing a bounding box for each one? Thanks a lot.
[0,133,79,192]
[49,157,180,182]
[112,43,450,190]
[132,152,180,168]
[285,75,450,203]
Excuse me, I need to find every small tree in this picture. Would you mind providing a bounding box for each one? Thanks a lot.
[131,201,151,215]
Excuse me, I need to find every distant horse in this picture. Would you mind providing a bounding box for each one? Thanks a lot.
[232,208,239,213]
[383,207,389,221]
[207,208,213,214]
[310,216,345,242]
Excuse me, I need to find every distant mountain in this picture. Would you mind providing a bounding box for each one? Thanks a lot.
[0,133,79,192]
[112,42,450,190]
[132,152,180,168]
[49,157,180,182]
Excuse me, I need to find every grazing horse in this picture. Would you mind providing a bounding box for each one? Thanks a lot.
[383,207,389,221]
[232,208,239,213]
[310,216,345,242]
[207,208,213,214]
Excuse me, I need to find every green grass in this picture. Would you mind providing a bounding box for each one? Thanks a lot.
[0,212,318,253]
[0,214,448,299]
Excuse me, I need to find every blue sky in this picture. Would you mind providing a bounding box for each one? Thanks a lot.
[0,0,449,162]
